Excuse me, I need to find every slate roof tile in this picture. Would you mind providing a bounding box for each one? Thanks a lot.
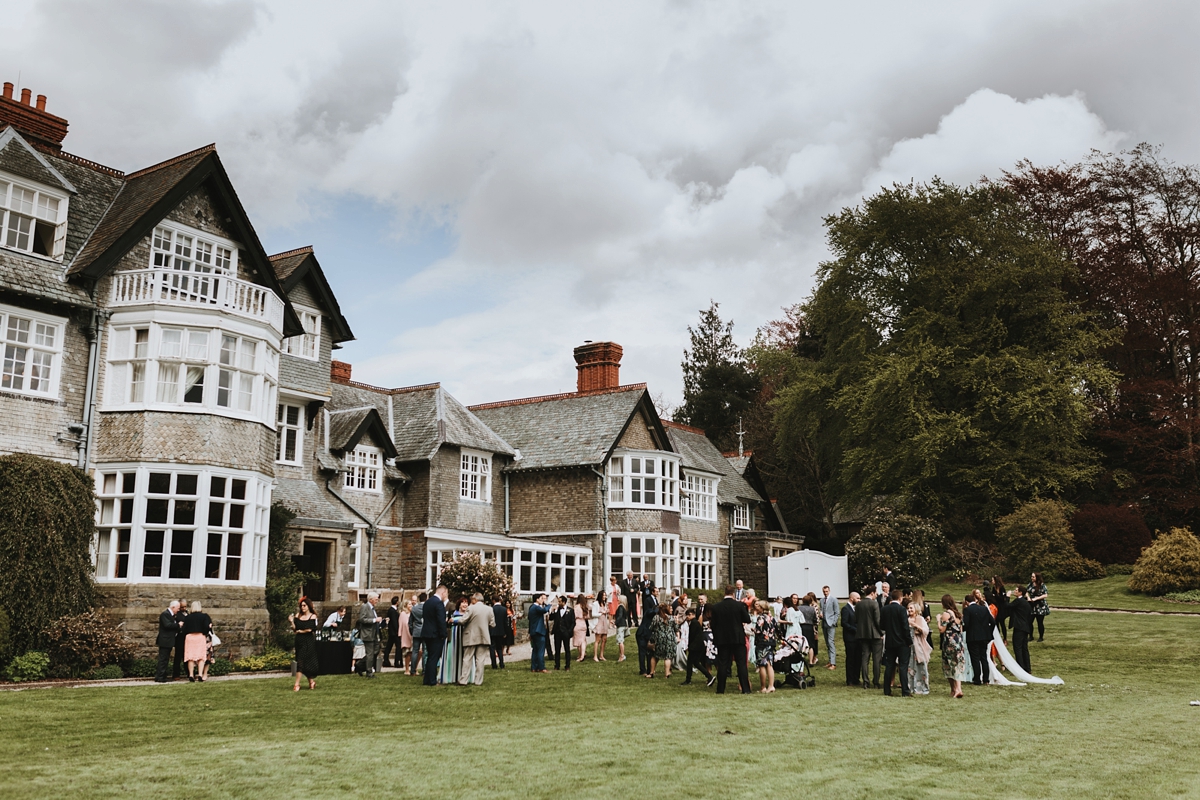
[664,422,762,505]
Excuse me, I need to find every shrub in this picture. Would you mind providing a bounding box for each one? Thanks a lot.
[0,606,12,669]
[207,657,234,677]
[1105,563,1135,575]
[1128,528,1200,595]
[946,538,1007,582]
[1070,504,1152,565]
[42,610,137,678]
[125,658,157,678]
[1164,589,1200,604]
[0,454,96,653]
[845,508,946,589]
[233,648,294,672]
[438,551,515,604]
[996,500,1104,581]
[5,650,49,683]
[87,664,124,680]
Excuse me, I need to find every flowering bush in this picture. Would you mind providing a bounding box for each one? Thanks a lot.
[437,551,515,604]
[233,648,294,672]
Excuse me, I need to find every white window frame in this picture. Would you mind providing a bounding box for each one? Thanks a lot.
[681,472,719,522]
[92,465,270,586]
[0,302,64,398]
[607,533,678,591]
[344,445,381,493]
[150,222,237,277]
[680,544,717,589]
[733,503,751,530]
[104,318,278,426]
[282,307,321,360]
[606,450,679,511]
[459,449,492,503]
[348,528,364,588]
[276,402,304,465]
[0,174,69,261]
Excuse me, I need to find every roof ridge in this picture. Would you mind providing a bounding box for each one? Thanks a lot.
[723,449,753,458]
[49,149,125,177]
[663,419,706,435]
[468,382,647,411]
[124,143,216,179]
[329,405,376,414]
[336,376,442,395]
[269,245,314,261]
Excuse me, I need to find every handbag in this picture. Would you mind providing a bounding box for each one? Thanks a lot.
[210,631,222,647]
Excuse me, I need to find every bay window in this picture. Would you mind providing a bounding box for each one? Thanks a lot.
[0,303,63,398]
[606,451,678,511]
[681,473,718,521]
[93,465,270,586]
[1,176,68,260]
[608,534,677,589]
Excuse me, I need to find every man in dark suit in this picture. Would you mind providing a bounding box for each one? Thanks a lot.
[553,596,576,670]
[681,608,713,686]
[710,586,752,694]
[621,571,639,625]
[635,586,659,674]
[842,592,860,686]
[527,593,549,672]
[1008,585,1034,672]
[382,596,401,668]
[490,595,508,669]
[422,585,449,686]
[963,595,996,685]
[694,593,708,624]
[857,586,883,689]
[154,600,181,683]
[881,589,913,696]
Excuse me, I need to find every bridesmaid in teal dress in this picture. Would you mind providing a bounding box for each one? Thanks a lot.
[439,597,469,685]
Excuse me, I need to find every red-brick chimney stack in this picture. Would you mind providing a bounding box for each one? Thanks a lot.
[331,360,352,384]
[574,341,622,393]
[0,81,69,151]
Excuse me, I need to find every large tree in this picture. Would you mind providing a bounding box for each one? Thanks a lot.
[1005,146,1200,531]
[774,180,1114,537]
[676,302,758,451]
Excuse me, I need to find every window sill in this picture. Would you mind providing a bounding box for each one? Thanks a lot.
[99,403,272,426]
[457,497,492,506]
[0,243,64,264]
[0,388,62,404]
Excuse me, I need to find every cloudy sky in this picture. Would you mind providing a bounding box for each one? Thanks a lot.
[4,1,1197,406]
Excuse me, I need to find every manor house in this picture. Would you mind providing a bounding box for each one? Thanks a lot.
[0,85,794,654]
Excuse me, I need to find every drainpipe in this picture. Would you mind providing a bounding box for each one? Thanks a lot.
[591,465,608,593]
[78,308,106,470]
[504,472,510,534]
[326,477,377,587]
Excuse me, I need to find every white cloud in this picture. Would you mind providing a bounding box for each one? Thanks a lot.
[4,0,1191,408]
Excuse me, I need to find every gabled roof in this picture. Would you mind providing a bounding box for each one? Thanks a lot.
[327,405,398,460]
[662,421,762,505]
[65,144,301,336]
[0,127,75,193]
[330,379,514,463]
[469,384,665,471]
[269,246,354,343]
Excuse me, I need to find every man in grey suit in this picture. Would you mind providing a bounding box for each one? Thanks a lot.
[820,585,840,671]
[458,592,495,685]
[357,592,382,678]
[857,585,884,689]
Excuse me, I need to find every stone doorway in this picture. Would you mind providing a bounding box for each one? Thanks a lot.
[301,540,331,601]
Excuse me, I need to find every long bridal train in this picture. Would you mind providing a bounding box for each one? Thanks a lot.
[987,629,1064,686]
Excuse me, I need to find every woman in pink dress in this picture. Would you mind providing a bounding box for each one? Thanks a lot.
[399,599,413,674]
[593,592,610,661]
[572,597,589,661]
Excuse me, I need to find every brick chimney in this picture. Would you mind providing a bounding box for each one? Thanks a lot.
[331,360,352,384]
[574,341,622,393]
[0,82,69,151]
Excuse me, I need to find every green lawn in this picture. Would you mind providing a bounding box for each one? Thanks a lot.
[3,611,1200,799]
[918,574,1200,614]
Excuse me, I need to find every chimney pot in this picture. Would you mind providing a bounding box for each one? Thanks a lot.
[331,360,352,384]
[573,341,623,393]
[35,94,46,111]
[20,88,31,105]
[2,83,11,100]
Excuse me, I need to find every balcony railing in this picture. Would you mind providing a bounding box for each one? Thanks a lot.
[110,268,285,332]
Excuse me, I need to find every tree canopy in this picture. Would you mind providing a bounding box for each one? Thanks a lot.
[676,301,758,451]
[772,180,1114,537]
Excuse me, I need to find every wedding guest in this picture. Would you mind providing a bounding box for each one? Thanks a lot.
[857,585,883,690]
[753,600,777,693]
[613,596,630,662]
[421,586,448,686]
[842,592,860,686]
[938,595,967,698]
[820,585,840,671]
[458,593,494,686]
[593,591,610,661]
[357,592,382,679]
[881,589,913,696]
[1008,585,1034,672]
[503,598,518,656]
[621,571,639,625]
[383,596,402,668]
[154,600,181,683]
[711,586,752,695]
[554,596,576,670]
[797,593,819,666]
[572,596,589,663]
[399,599,414,674]
[907,599,931,695]
[636,587,659,675]
[985,576,1010,643]
[733,580,746,601]
[963,592,995,685]
[1028,572,1050,641]
[409,593,427,676]
[490,595,507,670]
[646,605,676,679]
[527,593,550,672]
[181,601,212,683]
[290,597,319,691]
[172,599,189,680]
[440,596,468,685]
[681,607,713,686]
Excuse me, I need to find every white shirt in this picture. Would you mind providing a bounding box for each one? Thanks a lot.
[323,611,343,628]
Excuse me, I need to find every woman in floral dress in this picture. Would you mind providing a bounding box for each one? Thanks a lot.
[646,606,677,678]
[1027,572,1049,642]
[753,600,778,693]
[937,594,967,698]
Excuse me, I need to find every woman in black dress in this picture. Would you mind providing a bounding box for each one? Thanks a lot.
[290,597,319,691]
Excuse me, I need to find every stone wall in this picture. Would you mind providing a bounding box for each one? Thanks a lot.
[509,467,601,533]
[617,407,658,449]
[94,410,276,474]
[97,583,269,659]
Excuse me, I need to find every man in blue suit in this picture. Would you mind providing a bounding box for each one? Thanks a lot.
[422,585,449,686]
[527,593,549,672]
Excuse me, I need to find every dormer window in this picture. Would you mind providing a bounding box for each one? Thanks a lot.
[282,308,320,360]
[607,452,678,511]
[0,176,68,260]
[151,224,236,276]
[460,450,491,503]
[733,503,751,530]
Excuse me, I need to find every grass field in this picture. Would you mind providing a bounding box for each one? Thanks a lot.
[3,610,1200,800]
[918,574,1200,614]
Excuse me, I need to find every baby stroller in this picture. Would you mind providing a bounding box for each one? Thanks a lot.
[774,634,814,689]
